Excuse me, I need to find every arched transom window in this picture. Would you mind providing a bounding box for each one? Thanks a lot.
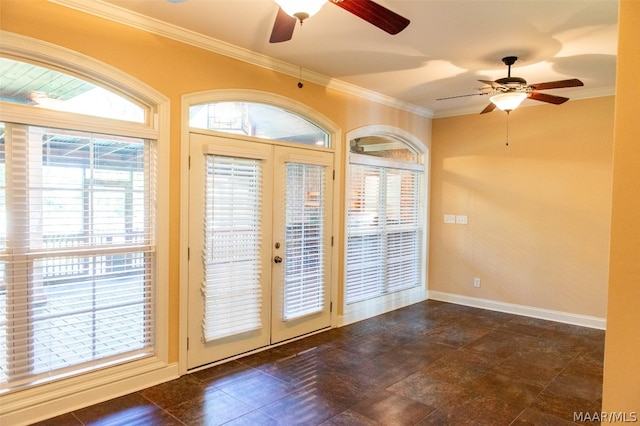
[189,101,329,147]
[0,57,147,123]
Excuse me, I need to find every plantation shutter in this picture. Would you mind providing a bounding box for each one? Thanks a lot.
[201,155,263,341]
[1,123,156,390]
[346,161,423,304]
[282,163,325,321]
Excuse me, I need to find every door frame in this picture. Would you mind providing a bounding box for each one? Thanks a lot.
[178,90,342,374]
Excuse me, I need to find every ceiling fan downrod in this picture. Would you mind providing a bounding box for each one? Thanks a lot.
[496,56,527,87]
[502,56,518,78]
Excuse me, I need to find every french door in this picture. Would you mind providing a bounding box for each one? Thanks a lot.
[187,133,333,369]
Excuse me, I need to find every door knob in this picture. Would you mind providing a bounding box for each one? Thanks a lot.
[274,256,283,264]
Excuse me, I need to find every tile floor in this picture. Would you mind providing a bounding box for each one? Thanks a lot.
[34,300,605,425]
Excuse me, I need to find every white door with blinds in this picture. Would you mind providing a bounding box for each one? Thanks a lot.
[270,147,333,344]
[187,133,333,369]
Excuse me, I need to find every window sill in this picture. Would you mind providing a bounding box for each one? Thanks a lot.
[0,357,178,426]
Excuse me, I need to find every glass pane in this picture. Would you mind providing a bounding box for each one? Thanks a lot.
[35,129,148,248]
[386,231,421,293]
[0,57,146,123]
[283,163,325,320]
[346,234,384,303]
[350,135,418,163]
[189,102,329,147]
[347,165,380,229]
[386,168,420,226]
[31,253,150,374]
[202,156,263,341]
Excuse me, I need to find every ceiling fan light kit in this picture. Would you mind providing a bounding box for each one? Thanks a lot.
[274,0,327,22]
[490,92,527,112]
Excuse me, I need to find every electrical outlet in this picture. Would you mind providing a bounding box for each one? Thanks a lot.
[473,277,481,288]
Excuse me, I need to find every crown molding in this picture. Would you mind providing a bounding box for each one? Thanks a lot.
[49,0,434,119]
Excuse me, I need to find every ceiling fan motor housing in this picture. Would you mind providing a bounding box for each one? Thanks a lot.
[497,56,527,89]
[496,76,528,90]
[502,56,518,67]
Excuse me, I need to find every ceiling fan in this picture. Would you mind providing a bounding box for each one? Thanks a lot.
[270,0,410,43]
[438,56,584,114]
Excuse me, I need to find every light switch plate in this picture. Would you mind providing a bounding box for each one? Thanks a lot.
[444,214,456,224]
[456,215,468,224]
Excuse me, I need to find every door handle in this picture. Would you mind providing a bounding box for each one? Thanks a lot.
[274,256,283,264]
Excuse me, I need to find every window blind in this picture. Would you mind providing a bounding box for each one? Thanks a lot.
[1,123,156,391]
[283,163,325,321]
[346,163,423,304]
[202,155,263,341]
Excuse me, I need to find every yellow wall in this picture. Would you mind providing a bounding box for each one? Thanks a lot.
[602,0,640,412]
[0,0,431,362]
[431,96,614,318]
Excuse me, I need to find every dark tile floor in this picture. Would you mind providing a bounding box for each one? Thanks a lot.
[35,300,605,425]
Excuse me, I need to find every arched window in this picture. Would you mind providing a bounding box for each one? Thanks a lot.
[345,127,428,312]
[0,34,169,406]
[0,57,147,123]
[189,101,329,147]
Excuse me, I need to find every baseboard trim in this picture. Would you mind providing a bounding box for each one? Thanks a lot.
[1,360,179,426]
[428,291,606,330]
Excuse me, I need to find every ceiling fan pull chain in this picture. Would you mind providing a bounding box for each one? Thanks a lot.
[505,112,510,147]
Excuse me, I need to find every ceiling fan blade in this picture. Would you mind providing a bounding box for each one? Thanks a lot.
[528,91,570,105]
[436,93,487,101]
[480,103,496,114]
[529,78,584,91]
[270,7,297,43]
[331,0,410,35]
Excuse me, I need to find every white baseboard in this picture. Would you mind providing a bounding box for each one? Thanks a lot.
[338,289,428,327]
[1,359,179,426]
[428,291,606,330]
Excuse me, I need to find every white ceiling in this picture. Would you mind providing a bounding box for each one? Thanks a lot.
[88,0,617,117]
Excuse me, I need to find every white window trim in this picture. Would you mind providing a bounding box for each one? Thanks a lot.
[341,125,430,326]
[0,32,175,425]
[179,90,342,375]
